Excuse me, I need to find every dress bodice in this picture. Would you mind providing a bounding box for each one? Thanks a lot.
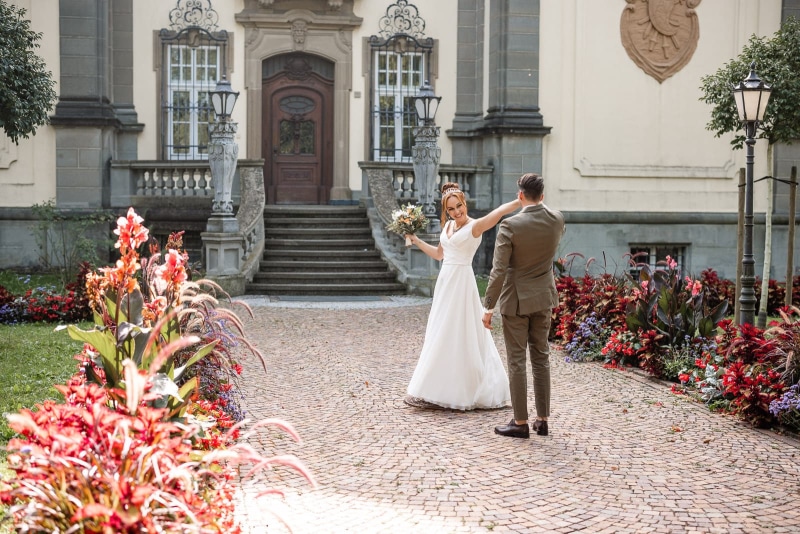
[441,220,481,266]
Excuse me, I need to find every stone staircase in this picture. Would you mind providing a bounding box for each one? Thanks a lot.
[246,205,408,296]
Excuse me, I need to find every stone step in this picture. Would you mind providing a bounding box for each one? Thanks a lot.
[252,271,398,283]
[265,227,372,237]
[263,205,367,218]
[258,260,390,272]
[264,238,376,250]
[262,249,382,261]
[247,204,406,296]
[264,216,369,228]
[245,282,407,296]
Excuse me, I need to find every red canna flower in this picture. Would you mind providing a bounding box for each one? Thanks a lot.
[113,207,149,253]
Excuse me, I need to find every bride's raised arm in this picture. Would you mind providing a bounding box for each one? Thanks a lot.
[472,197,521,237]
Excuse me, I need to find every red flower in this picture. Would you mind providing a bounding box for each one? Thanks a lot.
[113,207,149,253]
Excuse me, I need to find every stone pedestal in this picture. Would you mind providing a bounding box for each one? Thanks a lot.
[201,216,245,296]
[404,231,440,297]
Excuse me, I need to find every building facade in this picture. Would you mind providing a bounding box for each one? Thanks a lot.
[1,0,798,283]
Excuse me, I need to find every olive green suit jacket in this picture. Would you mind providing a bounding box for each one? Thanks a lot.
[483,203,565,316]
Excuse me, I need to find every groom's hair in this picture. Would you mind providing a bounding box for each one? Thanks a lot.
[518,173,544,201]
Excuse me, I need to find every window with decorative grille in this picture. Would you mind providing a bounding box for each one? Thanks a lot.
[159,28,228,160]
[370,41,429,162]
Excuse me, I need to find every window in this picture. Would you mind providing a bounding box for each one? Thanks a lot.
[629,245,687,277]
[159,28,228,160]
[369,35,433,162]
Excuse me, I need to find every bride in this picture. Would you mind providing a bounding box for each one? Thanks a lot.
[404,182,520,410]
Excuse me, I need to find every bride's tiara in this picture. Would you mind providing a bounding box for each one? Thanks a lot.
[442,186,462,196]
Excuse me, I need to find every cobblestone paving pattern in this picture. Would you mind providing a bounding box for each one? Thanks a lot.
[232,300,800,533]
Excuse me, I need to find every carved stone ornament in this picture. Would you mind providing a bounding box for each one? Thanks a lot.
[620,0,702,83]
[292,20,308,48]
[285,55,313,80]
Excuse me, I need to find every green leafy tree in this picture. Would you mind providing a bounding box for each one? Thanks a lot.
[699,16,800,149]
[0,0,57,143]
[699,16,800,326]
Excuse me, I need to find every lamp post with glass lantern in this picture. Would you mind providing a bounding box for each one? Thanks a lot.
[732,62,772,326]
[207,75,240,230]
[411,80,442,233]
[202,75,245,293]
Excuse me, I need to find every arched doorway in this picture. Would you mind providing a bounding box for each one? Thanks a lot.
[262,53,334,204]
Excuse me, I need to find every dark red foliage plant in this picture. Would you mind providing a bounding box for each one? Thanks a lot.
[0,362,316,533]
[714,319,786,427]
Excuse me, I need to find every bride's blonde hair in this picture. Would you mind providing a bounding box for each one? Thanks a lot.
[440,182,466,227]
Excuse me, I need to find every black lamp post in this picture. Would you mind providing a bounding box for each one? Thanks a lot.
[732,62,771,326]
[411,80,442,231]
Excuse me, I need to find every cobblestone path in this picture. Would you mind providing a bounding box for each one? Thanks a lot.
[233,300,800,533]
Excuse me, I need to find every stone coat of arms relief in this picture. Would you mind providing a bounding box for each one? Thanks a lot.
[620,0,702,83]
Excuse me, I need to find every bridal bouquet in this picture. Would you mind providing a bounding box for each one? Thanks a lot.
[386,203,429,247]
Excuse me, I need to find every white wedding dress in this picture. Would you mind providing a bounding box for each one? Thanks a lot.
[406,219,511,410]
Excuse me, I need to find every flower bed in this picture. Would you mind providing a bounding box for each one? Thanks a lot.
[554,253,800,432]
[0,208,314,532]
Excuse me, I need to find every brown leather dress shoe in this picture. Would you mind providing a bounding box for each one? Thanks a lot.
[532,419,548,436]
[494,419,530,438]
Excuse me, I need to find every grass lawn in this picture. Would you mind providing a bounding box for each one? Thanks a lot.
[0,322,89,449]
[0,271,63,295]
[0,321,88,532]
[0,320,87,533]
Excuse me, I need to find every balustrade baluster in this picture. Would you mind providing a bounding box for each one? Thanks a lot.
[202,169,213,196]
[137,171,146,196]
[158,169,166,196]
[175,169,186,196]
[145,170,156,196]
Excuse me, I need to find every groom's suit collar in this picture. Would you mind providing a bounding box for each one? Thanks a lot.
[520,203,544,213]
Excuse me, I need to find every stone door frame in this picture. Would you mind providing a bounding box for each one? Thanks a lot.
[237,8,362,202]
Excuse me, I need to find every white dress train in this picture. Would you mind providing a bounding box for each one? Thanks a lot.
[406,219,511,410]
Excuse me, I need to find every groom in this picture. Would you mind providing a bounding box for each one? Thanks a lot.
[482,173,565,439]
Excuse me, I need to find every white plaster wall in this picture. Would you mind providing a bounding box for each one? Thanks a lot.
[133,1,247,161]
[540,0,781,213]
[350,0,457,193]
[0,0,60,207]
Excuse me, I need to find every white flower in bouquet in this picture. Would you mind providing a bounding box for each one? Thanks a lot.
[386,203,429,247]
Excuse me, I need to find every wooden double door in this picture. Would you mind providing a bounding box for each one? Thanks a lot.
[262,55,334,205]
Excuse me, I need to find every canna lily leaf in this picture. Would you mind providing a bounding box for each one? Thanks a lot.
[120,288,144,326]
[68,324,121,387]
[149,373,182,401]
